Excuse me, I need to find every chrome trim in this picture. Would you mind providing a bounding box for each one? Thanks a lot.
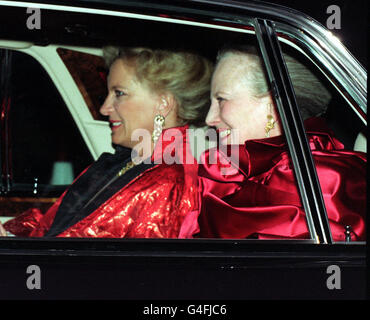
[0,0,254,34]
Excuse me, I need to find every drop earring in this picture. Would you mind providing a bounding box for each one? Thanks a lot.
[265,104,276,138]
[152,114,165,143]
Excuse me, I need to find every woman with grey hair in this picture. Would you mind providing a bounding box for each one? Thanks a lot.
[187,45,366,241]
[2,47,212,238]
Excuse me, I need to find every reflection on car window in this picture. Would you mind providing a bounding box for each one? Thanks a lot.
[9,50,93,191]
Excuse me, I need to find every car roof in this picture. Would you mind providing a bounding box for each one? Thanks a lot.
[1,0,327,28]
[0,0,342,56]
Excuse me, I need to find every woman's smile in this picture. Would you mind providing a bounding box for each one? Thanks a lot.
[217,128,231,144]
[110,120,123,131]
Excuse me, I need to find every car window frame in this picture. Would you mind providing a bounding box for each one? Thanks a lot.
[0,49,12,194]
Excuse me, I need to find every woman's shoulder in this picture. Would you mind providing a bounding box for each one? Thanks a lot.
[144,161,198,185]
[110,162,196,208]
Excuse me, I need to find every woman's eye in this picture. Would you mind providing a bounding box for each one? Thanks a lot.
[115,90,126,98]
[216,97,225,105]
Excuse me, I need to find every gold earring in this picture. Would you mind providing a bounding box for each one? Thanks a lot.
[265,105,276,138]
[152,114,165,143]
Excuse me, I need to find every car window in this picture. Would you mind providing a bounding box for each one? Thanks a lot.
[279,42,367,242]
[0,4,366,244]
[0,50,93,217]
[281,42,366,151]
[57,48,107,121]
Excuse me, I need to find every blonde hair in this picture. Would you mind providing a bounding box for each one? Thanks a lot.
[103,46,213,125]
[217,45,332,120]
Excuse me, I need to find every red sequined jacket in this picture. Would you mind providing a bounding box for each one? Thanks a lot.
[4,125,198,238]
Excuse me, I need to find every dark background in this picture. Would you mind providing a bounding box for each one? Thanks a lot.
[252,0,368,68]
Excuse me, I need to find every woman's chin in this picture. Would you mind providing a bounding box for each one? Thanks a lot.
[111,136,129,148]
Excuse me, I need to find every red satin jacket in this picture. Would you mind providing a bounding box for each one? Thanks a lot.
[192,118,366,241]
[4,125,198,238]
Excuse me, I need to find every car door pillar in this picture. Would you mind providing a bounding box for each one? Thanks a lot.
[0,49,12,194]
[254,18,333,244]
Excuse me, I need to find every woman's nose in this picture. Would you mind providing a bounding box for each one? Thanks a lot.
[205,101,220,127]
[100,96,114,116]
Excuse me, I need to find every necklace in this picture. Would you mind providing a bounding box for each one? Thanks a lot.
[117,160,136,177]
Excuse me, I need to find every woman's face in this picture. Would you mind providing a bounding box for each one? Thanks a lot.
[100,59,160,148]
[206,54,279,144]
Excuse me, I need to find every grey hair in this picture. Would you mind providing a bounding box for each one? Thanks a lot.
[216,45,332,120]
[103,46,213,126]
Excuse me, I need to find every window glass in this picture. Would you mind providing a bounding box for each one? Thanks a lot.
[8,50,93,194]
[57,48,107,121]
[281,42,367,242]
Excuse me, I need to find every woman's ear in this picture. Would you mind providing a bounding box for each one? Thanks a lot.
[259,93,279,116]
[259,93,274,109]
[157,93,176,117]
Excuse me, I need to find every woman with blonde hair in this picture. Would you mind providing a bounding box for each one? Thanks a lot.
[2,47,212,238]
